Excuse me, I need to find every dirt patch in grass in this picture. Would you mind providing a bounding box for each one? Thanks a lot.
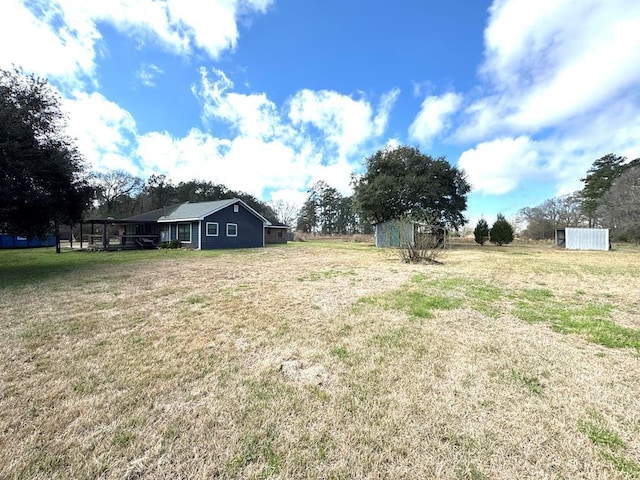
[1,242,639,478]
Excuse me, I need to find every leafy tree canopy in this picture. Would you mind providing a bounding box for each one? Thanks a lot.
[137,176,277,223]
[0,67,92,248]
[517,193,585,240]
[353,146,470,229]
[92,170,144,218]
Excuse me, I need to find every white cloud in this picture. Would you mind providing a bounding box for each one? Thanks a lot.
[459,0,640,140]
[136,128,312,199]
[51,60,399,203]
[136,64,164,87]
[194,68,285,139]
[63,92,138,173]
[0,0,99,88]
[458,136,539,195]
[136,70,401,198]
[81,0,273,60]
[288,89,396,160]
[453,0,640,209]
[409,92,462,145]
[374,88,401,136]
[0,0,273,89]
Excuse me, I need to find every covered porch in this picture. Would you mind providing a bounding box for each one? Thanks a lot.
[83,219,169,251]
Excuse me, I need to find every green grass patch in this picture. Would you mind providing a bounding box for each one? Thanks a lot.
[371,326,409,349]
[513,300,569,324]
[410,276,503,317]
[357,288,462,319]
[579,417,626,450]
[186,294,205,304]
[455,462,488,480]
[0,248,193,289]
[577,411,640,477]
[362,275,640,352]
[511,370,543,395]
[298,268,356,282]
[228,426,283,477]
[519,288,554,301]
[552,317,640,349]
[399,292,462,318]
[112,430,135,448]
[330,345,349,360]
[601,452,640,478]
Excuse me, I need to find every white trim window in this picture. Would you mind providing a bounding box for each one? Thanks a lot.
[233,204,239,212]
[206,222,219,236]
[177,223,191,243]
[226,223,238,237]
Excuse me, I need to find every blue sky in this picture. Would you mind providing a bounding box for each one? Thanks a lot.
[2,0,640,227]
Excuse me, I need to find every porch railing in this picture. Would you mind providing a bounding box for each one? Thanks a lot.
[87,234,160,249]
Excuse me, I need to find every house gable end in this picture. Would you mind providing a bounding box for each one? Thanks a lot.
[199,203,265,249]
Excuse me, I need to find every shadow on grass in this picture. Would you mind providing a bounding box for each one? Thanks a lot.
[0,248,190,289]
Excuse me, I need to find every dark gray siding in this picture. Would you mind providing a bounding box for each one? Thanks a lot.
[199,204,264,249]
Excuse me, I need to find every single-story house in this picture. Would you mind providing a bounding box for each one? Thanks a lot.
[375,219,445,248]
[555,227,610,251]
[87,199,287,250]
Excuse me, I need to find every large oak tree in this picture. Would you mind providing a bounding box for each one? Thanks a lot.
[353,146,470,229]
[0,68,92,252]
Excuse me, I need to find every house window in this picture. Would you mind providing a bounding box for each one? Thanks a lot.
[227,223,237,237]
[267,228,272,234]
[233,204,239,212]
[278,231,283,238]
[177,223,191,242]
[206,222,218,236]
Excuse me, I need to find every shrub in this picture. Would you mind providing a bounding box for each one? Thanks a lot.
[397,234,446,264]
[159,240,182,249]
[395,218,446,264]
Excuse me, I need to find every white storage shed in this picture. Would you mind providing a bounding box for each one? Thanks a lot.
[555,228,609,251]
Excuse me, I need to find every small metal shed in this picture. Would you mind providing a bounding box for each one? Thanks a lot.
[555,227,609,251]
[375,219,446,248]
[375,219,414,248]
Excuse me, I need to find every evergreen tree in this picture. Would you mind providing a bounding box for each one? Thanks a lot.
[296,197,318,233]
[474,218,489,245]
[580,153,640,227]
[490,214,514,246]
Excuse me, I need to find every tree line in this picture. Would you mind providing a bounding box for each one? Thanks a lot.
[90,171,278,224]
[515,153,640,242]
[297,146,471,235]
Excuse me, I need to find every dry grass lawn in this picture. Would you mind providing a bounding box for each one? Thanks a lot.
[1,241,639,479]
